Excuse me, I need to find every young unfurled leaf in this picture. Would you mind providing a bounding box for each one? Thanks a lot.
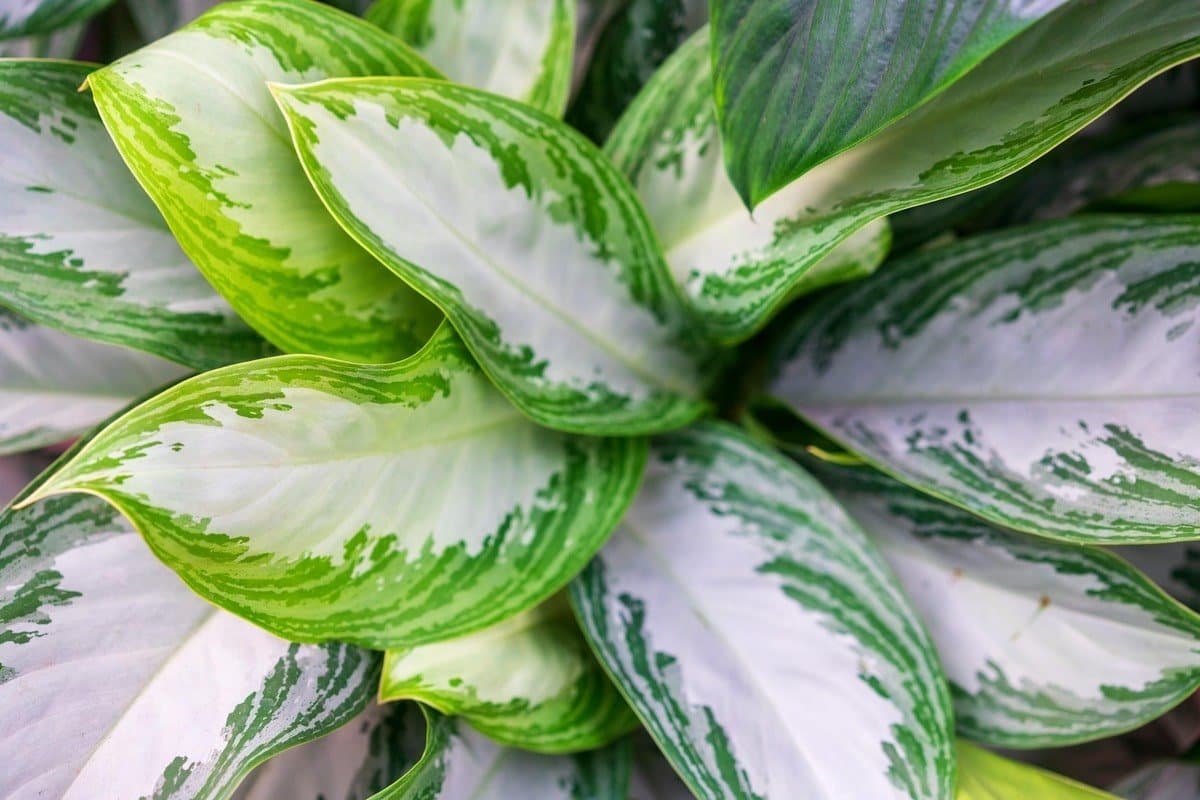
[87,0,443,363]
[22,326,645,648]
[0,493,378,800]
[367,0,576,116]
[570,422,954,800]
[0,0,112,38]
[0,310,189,455]
[381,594,636,753]
[606,30,889,341]
[274,77,715,435]
[820,462,1200,747]
[955,742,1118,800]
[376,709,630,799]
[0,59,267,369]
[769,216,1200,544]
[710,0,1070,208]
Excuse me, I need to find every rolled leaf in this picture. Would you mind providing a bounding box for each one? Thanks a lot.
[0,493,378,799]
[381,594,636,753]
[0,0,112,38]
[376,709,630,799]
[367,0,576,116]
[0,59,267,369]
[606,30,889,340]
[0,310,189,455]
[273,77,714,435]
[21,325,645,647]
[821,462,1200,747]
[570,422,954,800]
[710,0,1069,208]
[769,215,1200,544]
[956,742,1117,800]
[86,0,443,363]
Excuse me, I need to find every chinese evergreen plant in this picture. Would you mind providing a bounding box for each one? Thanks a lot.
[1,0,1200,798]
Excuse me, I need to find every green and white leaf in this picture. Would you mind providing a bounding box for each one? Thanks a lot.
[0,0,112,38]
[0,59,267,370]
[0,21,82,55]
[709,0,1069,208]
[607,30,889,340]
[367,0,576,116]
[1109,759,1200,800]
[234,702,425,800]
[956,742,1118,800]
[375,709,630,799]
[21,326,645,648]
[0,310,189,456]
[381,594,636,753]
[274,77,714,435]
[0,493,379,800]
[87,0,443,363]
[769,216,1200,544]
[570,422,954,800]
[820,462,1200,747]
[621,2,1200,341]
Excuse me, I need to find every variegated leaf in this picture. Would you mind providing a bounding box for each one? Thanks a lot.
[21,326,645,647]
[381,593,636,753]
[0,59,267,369]
[1110,759,1200,800]
[615,3,1200,342]
[375,709,630,799]
[956,742,1117,800]
[769,216,1200,544]
[367,0,576,116]
[234,702,425,800]
[570,422,954,800]
[0,310,189,456]
[710,0,1070,208]
[606,29,889,340]
[0,492,378,800]
[0,0,111,37]
[273,77,714,435]
[87,0,443,363]
[820,462,1200,747]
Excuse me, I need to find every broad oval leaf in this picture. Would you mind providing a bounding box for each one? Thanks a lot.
[0,59,267,369]
[22,326,646,648]
[710,0,1069,208]
[87,0,443,363]
[0,310,189,455]
[367,0,576,116]
[0,493,378,799]
[956,742,1118,800]
[0,0,111,37]
[820,462,1200,747]
[570,422,954,800]
[624,2,1200,342]
[381,594,636,753]
[273,77,714,435]
[606,29,890,341]
[376,709,630,799]
[769,216,1200,544]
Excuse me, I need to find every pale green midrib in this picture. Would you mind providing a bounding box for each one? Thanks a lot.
[320,104,699,400]
[794,390,1200,407]
[2,170,167,231]
[618,510,837,797]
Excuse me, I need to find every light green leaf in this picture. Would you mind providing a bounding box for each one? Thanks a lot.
[381,594,636,753]
[769,216,1200,544]
[0,492,379,800]
[570,422,954,800]
[820,462,1200,747]
[273,77,714,436]
[367,0,576,116]
[0,59,268,370]
[87,0,444,363]
[710,0,1070,208]
[376,709,630,799]
[0,310,189,456]
[0,0,112,38]
[21,325,645,648]
[234,702,425,800]
[605,30,888,339]
[956,742,1117,800]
